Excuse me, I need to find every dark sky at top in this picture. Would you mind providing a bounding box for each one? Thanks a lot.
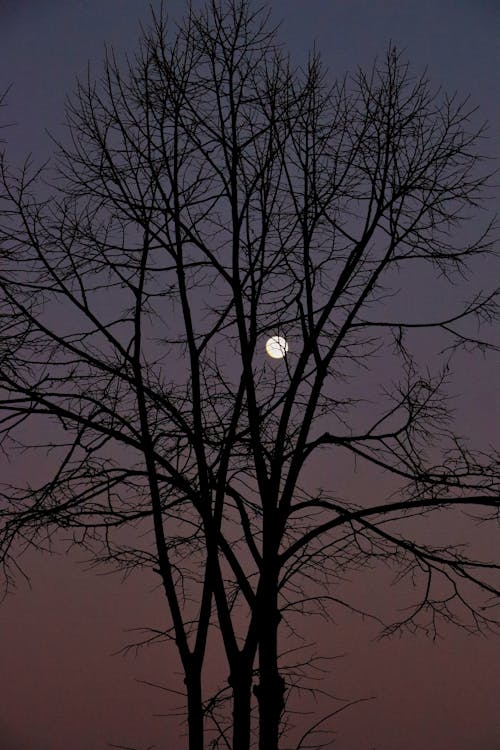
[0,1,498,749]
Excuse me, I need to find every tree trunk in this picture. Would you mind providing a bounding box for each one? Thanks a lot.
[255,578,285,750]
[255,653,285,749]
[230,666,253,750]
[185,671,204,750]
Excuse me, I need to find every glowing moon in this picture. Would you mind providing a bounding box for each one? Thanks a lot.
[265,335,288,359]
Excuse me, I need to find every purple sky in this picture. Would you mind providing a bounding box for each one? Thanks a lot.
[0,1,499,749]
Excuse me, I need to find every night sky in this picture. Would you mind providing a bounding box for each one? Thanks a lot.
[0,1,499,749]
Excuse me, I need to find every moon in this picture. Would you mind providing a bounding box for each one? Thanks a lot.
[265,335,288,359]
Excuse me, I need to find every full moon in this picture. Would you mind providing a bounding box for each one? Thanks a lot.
[265,335,288,359]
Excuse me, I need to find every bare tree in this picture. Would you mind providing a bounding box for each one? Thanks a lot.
[0,2,498,749]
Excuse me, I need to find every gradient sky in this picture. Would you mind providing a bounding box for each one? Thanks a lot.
[0,1,499,749]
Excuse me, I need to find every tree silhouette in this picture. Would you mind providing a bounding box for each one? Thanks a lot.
[0,2,498,749]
